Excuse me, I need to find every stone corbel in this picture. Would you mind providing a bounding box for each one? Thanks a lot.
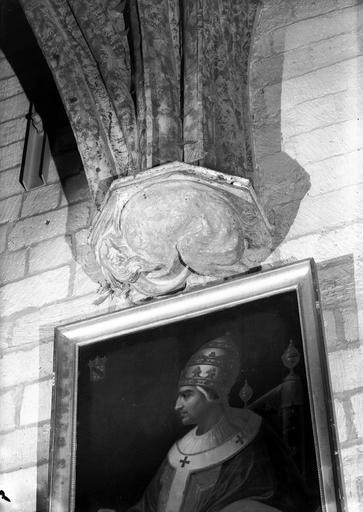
[90,161,272,301]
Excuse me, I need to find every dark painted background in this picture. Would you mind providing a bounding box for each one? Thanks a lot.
[76,291,318,511]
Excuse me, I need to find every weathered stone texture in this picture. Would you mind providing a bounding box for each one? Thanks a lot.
[253,6,363,507]
[132,0,182,167]
[282,88,363,140]
[0,343,53,389]
[279,56,363,109]
[0,423,50,471]
[0,167,24,200]
[0,93,29,124]
[351,392,363,439]
[273,4,362,54]
[0,464,49,512]
[0,141,24,172]
[283,119,363,167]
[0,388,18,431]
[0,195,22,225]
[0,116,27,147]
[318,256,358,310]
[20,0,137,205]
[285,185,363,239]
[0,57,14,80]
[252,32,363,91]
[341,445,363,512]
[20,379,52,426]
[8,203,90,251]
[29,236,73,274]
[273,222,363,264]
[322,310,338,348]
[291,0,358,23]
[72,263,99,297]
[0,321,12,350]
[334,398,348,443]
[343,310,359,344]
[66,201,91,232]
[329,346,363,393]
[21,183,62,217]
[0,249,26,284]
[0,266,70,317]
[0,75,23,101]
[61,173,90,204]
[0,224,8,253]
[11,294,114,347]
[306,151,363,197]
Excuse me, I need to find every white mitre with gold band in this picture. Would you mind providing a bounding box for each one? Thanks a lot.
[165,408,262,512]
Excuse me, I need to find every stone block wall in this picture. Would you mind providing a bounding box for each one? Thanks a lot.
[250,1,363,511]
[0,50,116,511]
[1,0,363,510]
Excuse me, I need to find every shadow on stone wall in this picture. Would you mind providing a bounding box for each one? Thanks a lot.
[249,3,311,252]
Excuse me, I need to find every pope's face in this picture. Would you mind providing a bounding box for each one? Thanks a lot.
[174,386,212,425]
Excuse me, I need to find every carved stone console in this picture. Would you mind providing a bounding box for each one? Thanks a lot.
[90,161,272,300]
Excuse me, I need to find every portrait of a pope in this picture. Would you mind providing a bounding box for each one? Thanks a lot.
[127,334,311,512]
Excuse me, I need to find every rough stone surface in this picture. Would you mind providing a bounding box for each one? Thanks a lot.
[343,310,359,343]
[0,224,7,253]
[20,0,138,206]
[0,388,18,431]
[0,423,50,472]
[283,119,363,167]
[61,173,90,204]
[0,116,27,147]
[252,31,363,90]
[322,310,338,348]
[0,267,70,317]
[282,87,363,140]
[0,141,24,172]
[0,167,24,200]
[326,347,363,394]
[29,236,73,274]
[20,379,52,426]
[45,158,60,184]
[8,203,90,251]
[21,184,62,217]
[252,5,363,509]
[351,392,363,439]
[65,201,91,233]
[73,228,104,284]
[276,55,363,109]
[272,4,361,54]
[0,93,29,124]
[305,151,363,197]
[11,294,113,347]
[0,75,23,101]
[285,186,363,239]
[0,343,53,389]
[270,222,363,264]
[0,464,49,512]
[8,209,68,251]
[0,321,12,350]
[334,398,348,443]
[292,0,358,23]
[72,263,99,296]
[0,249,26,284]
[341,444,363,512]
[317,255,357,310]
[0,195,22,225]
[0,58,14,80]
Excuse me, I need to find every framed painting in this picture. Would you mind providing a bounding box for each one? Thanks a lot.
[49,259,343,512]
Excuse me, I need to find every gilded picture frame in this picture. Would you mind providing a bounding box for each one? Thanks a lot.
[49,259,343,512]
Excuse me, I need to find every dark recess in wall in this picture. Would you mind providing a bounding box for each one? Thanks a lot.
[0,0,83,180]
